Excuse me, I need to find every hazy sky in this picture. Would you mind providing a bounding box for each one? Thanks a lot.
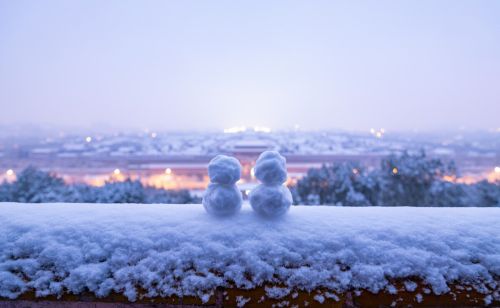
[1,0,499,132]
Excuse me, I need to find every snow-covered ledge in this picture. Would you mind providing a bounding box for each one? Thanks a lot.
[0,203,499,307]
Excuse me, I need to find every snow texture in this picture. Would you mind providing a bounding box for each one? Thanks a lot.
[265,286,291,299]
[404,280,417,292]
[314,294,325,303]
[236,295,250,307]
[207,155,242,185]
[254,151,287,185]
[0,203,499,303]
[416,293,423,303]
[249,185,292,218]
[203,184,242,216]
[203,155,242,216]
[250,151,292,217]
[324,292,339,301]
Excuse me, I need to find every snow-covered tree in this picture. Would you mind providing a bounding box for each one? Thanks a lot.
[295,162,372,206]
[147,188,199,204]
[8,166,69,202]
[0,181,13,202]
[97,179,146,203]
[376,151,455,206]
[0,167,198,204]
[293,151,498,207]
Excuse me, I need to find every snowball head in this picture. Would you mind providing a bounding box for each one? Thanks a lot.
[249,184,292,218]
[254,151,288,185]
[208,155,242,185]
[203,183,242,216]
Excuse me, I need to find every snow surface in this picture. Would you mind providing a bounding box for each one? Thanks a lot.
[0,203,499,303]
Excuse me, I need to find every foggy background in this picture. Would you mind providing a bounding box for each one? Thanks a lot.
[1,0,499,132]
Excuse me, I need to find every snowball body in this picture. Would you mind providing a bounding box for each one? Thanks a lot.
[203,183,242,216]
[208,155,242,185]
[254,151,287,185]
[249,184,292,217]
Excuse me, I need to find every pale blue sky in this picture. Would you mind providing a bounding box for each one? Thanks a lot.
[0,0,499,132]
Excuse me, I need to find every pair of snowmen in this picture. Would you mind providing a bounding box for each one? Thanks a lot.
[203,151,292,217]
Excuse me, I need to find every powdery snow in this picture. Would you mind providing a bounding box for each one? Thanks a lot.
[0,203,499,303]
[313,294,325,303]
[265,286,291,299]
[404,280,418,292]
[416,293,423,303]
[235,295,250,307]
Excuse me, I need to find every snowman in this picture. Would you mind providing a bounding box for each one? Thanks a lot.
[249,151,292,217]
[203,155,243,216]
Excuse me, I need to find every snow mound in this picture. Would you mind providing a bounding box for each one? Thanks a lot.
[249,185,292,217]
[254,151,287,185]
[203,183,242,216]
[208,155,242,185]
[0,203,499,303]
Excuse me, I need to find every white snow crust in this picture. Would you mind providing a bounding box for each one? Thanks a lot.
[0,203,499,302]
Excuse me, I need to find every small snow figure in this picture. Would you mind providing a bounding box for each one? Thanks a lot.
[250,151,292,217]
[208,155,242,185]
[203,155,242,216]
[253,151,287,185]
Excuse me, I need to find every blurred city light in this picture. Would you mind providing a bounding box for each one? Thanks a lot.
[85,136,92,143]
[113,169,121,175]
[253,126,271,133]
[370,128,385,138]
[223,125,271,133]
[151,132,157,138]
[6,169,14,176]
[223,126,247,133]
[495,166,500,173]
[392,167,398,174]
[165,168,172,175]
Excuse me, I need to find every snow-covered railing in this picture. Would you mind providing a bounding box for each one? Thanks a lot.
[0,203,499,307]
